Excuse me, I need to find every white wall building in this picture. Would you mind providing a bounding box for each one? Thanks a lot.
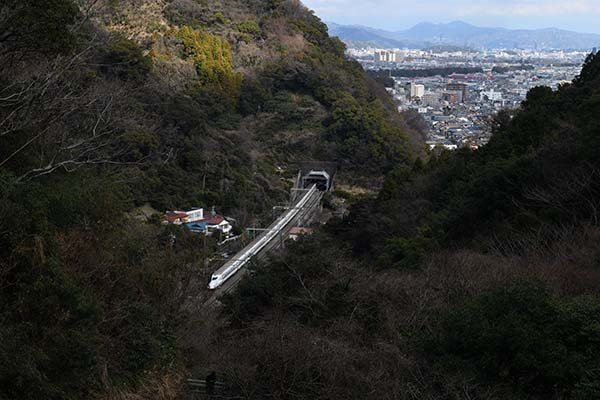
[186,208,204,223]
[480,90,503,102]
[422,91,441,107]
[410,83,425,99]
[376,50,397,62]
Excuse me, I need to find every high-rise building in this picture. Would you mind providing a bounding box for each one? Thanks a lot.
[410,83,425,99]
[443,91,460,104]
[422,92,441,107]
[446,83,468,102]
[376,50,397,63]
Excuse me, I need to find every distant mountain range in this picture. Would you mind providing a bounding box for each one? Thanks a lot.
[326,21,600,50]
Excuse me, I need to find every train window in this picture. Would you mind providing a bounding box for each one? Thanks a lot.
[211,276,219,281]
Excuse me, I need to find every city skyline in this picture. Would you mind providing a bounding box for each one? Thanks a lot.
[302,0,600,34]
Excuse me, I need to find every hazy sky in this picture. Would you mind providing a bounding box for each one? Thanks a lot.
[302,0,600,34]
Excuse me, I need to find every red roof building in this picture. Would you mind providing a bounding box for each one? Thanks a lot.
[164,211,188,224]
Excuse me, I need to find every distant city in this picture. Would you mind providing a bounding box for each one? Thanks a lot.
[346,47,587,150]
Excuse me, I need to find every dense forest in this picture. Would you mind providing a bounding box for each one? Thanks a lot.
[491,64,535,74]
[369,66,484,80]
[0,0,417,398]
[222,52,600,399]
[368,66,485,87]
[1,1,599,399]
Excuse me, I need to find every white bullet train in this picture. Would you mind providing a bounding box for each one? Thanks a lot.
[208,185,318,290]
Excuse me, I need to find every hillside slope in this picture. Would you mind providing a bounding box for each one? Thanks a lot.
[217,52,600,399]
[0,1,418,399]
[326,22,408,48]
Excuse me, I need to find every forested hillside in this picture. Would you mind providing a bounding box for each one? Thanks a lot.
[219,53,600,399]
[0,1,417,399]
[3,1,599,399]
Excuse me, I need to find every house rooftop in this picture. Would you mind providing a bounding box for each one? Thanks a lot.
[205,214,225,225]
[165,211,188,222]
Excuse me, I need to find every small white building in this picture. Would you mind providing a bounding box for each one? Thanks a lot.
[186,208,204,223]
[163,207,233,236]
[205,214,233,235]
[480,90,503,102]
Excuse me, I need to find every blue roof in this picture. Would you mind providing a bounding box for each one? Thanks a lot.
[187,221,208,232]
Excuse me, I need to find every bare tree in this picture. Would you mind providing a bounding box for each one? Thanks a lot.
[0,36,162,182]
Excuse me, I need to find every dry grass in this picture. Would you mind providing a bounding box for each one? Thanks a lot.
[99,371,183,400]
[175,225,600,399]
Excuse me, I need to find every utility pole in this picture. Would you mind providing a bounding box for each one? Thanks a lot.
[203,234,209,277]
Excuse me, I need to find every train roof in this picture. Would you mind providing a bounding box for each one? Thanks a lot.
[210,185,319,279]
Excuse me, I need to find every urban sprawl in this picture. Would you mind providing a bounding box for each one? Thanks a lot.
[348,48,588,150]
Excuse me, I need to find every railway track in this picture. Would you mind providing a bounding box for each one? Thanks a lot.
[204,185,323,306]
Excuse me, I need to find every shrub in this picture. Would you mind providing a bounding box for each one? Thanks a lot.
[99,36,152,82]
[237,18,261,38]
[177,26,242,96]
[432,279,600,397]
[1,0,79,55]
